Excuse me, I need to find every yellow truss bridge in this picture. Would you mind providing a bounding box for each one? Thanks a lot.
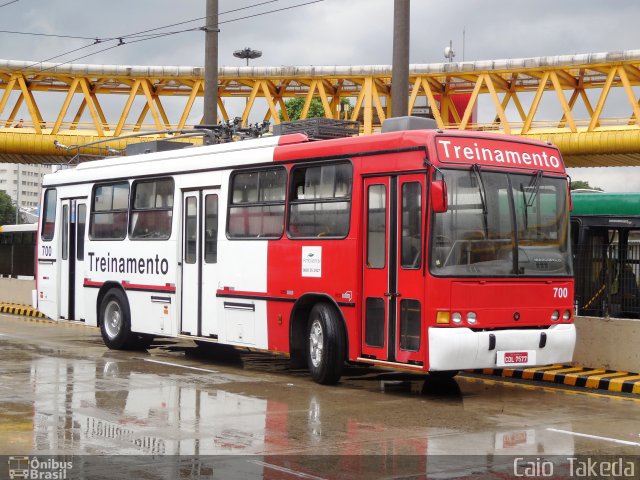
[2,50,640,167]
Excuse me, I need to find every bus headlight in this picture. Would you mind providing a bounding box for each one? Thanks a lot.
[551,310,560,321]
[562,310,572,321]
[452,312,462,324]
[467,312,477,324]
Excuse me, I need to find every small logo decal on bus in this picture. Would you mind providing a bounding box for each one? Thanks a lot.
[302,246,322,278]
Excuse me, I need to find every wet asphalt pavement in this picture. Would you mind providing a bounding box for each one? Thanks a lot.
[1,314,639,479]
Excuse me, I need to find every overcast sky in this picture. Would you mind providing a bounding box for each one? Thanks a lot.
[2,0,640,190]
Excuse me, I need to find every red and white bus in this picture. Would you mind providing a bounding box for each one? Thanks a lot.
[33,118,576,384]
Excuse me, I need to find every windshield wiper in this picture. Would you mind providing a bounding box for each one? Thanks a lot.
[472,164,489,236]
[526,170,543,207]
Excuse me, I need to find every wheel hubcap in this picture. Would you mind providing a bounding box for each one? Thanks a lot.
[104,300,122,339]
[309,319,323,368]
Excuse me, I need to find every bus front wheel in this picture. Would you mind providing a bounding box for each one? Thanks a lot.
[99,289,135,350]
[429,370,459,380]
[307,303,345,385]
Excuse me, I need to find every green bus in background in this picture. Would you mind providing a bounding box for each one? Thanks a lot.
[570,191,640,318]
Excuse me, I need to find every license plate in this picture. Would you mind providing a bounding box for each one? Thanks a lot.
[497,350,536,367]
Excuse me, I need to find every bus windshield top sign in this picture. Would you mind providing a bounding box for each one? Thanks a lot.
[435,136,565,173]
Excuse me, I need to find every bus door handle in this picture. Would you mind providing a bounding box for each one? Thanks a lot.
[384,292,401,298]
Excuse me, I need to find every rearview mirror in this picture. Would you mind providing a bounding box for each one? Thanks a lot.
[431,180,448,213]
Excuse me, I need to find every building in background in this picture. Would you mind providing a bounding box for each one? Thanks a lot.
[0,163,52,223]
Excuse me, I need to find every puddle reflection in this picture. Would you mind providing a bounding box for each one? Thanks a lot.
[23,353,575,460]
[0,328,598,478]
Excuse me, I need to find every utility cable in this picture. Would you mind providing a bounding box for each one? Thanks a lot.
[0,0,283,43]
[115,0,283,40]
[0,0,19,9]
[21,0,325,70]
[0,30,98,41]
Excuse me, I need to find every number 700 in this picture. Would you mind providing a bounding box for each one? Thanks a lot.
[553,287,568,298]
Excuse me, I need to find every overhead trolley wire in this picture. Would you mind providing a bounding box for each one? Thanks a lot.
[9,0,324,71]
[0,0,284,43]
[218,0,324,26]
[117,0,283,40]
[0,30,99,41]
[37,31,187,72]
[0,0,19,9]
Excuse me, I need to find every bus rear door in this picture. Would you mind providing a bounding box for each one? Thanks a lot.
[58,199,87,321]
[181,189,220,338]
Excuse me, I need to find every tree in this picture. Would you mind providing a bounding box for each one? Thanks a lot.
[279,97,353,122]
[570,180,603,191]
[0,191,17,224]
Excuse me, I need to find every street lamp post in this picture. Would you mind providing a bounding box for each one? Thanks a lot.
[234,48,263,121]
[233,47,262,67]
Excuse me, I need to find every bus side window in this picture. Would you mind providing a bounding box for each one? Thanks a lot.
[90,182,129,240]
[227,168,286,239]
[41,188,57,241]
[288,161,352,239]
[129,178,174,240]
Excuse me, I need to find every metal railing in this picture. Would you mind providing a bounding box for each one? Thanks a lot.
[574,242,640,319]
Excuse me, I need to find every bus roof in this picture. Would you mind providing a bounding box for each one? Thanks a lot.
[43,134,304,187]
[42,129,566,187]
[571,192,640,217]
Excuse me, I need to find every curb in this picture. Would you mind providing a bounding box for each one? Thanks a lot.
[0,303,48,319]
[470,364,640,395]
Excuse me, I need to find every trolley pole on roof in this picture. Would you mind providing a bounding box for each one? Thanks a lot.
[203,0,219,125]
[391,0,410,118]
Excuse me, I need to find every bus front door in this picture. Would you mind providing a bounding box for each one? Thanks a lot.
[181,190,220,338]
[362,175,426,365]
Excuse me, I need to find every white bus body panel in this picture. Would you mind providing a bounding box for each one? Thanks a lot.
[38,137,282,345]
[216,239,268,349]
[85,239,178,336]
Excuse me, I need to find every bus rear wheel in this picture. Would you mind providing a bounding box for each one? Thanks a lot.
[307,303,345,385]
[99,289,135,350]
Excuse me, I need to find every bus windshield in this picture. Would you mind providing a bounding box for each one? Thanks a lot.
[430,168,572,277]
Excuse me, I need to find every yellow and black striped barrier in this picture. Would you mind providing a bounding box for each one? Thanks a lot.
[470,364,640,395]
[0,303,48,319]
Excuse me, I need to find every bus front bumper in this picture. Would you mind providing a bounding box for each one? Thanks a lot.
[428,324,576,371]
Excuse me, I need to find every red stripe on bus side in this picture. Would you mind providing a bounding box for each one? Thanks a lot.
[84,279,176,293]
[122,281,176,293]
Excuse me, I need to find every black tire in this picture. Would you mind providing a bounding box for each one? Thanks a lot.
[307,303,346,385]
[99,288,136,350]
[429,370,459,380]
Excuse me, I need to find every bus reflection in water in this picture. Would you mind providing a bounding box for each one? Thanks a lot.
[28,354,575,474]
[32,117,576,384]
